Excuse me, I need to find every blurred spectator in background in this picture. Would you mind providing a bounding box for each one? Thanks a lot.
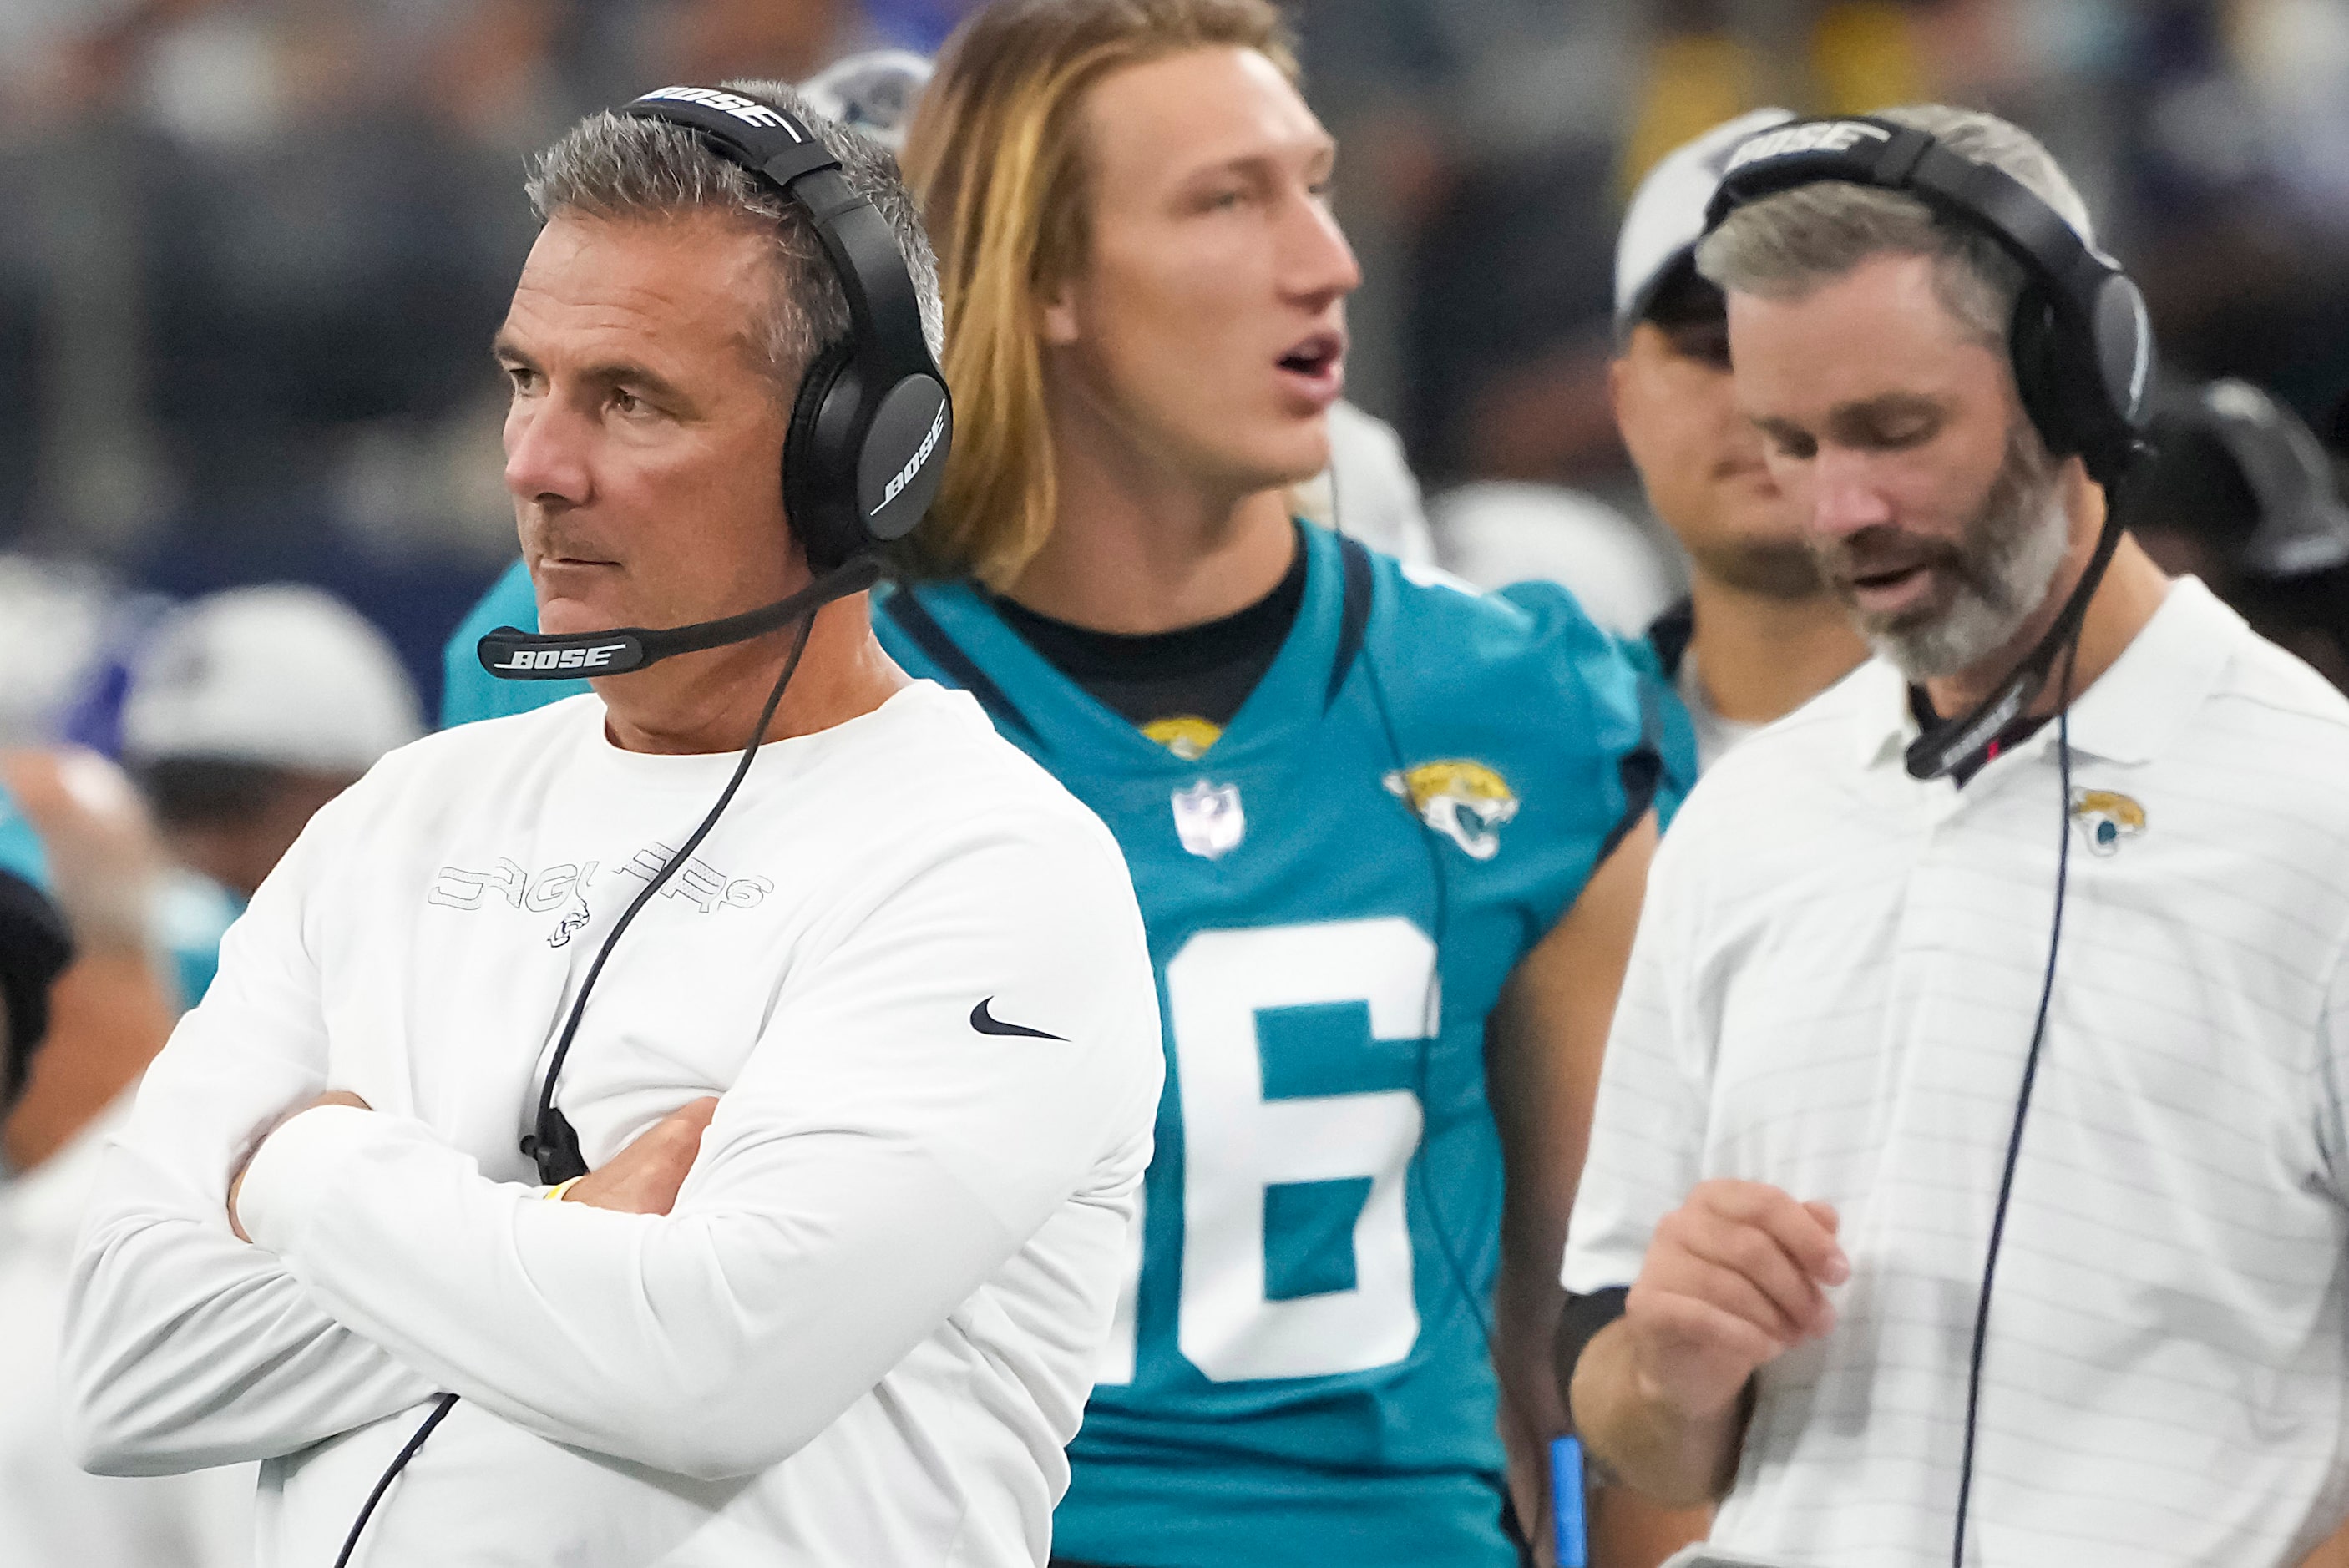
[4,0,2346,721]
[2129,377,2349,695]
[120,584,423,917]
[0,555,124,746]
[1430,482,1681,639]
[0,582,413,1565]
[0,778,74,1148]
[1608,107,1866,803]
[1289,399,1438,567]
[0,746,249,1568]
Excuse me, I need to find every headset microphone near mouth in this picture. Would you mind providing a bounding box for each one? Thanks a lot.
[477,554,884,680]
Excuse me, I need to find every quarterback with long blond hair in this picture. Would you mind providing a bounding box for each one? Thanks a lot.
[880,3,1662,1563]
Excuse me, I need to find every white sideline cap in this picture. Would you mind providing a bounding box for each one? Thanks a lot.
[1614,106,1797,336]
[121,585,423,775]
[799,49,934,152]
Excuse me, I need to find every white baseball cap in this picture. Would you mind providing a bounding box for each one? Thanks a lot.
[1613,107,1797,338]
[120,585,423,775]
[798,49,934,153]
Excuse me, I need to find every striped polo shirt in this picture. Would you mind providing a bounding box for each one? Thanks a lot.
[1565,577,2349,1565]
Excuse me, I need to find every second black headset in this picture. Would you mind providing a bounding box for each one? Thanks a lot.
[1698,114,2154,1568]
[1701,114,2157,783]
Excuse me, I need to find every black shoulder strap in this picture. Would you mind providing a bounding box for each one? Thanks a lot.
[1327,534,1377,711]
[1644,597,1696,684]
[876,588,1041,747]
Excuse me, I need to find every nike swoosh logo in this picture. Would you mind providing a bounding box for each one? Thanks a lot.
[970,998,1065,1040]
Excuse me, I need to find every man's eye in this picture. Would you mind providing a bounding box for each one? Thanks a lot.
[1768,429,1818,461]
[1665,321,1732,369]
[611,387,646,416]
[503,365,539,393]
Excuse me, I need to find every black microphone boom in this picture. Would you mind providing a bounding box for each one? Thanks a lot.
[1904,486,2129,781]
[477,555,883,680]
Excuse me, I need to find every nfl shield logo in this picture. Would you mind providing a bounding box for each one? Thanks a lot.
[1171,780,1245,859]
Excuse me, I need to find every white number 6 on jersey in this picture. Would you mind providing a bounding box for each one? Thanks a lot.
[1098,918,1435,1385]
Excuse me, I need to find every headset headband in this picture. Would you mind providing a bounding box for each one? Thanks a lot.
[620,86,949,553]
[1704,116,2154,488]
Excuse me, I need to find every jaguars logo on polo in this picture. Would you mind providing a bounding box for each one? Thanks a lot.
[1385,760,1520,860]
[2070,788,2146,856]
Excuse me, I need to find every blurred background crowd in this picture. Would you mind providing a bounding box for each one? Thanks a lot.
[2,0,2347,733]
[0,3,2344,1562]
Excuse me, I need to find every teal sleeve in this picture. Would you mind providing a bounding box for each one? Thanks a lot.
[439,559,588,728]
[1609,630,1700,829]
[1489,580,1682,851]
[0,782,72,1089]
[151,870,243,1012]
[0,784,50,894]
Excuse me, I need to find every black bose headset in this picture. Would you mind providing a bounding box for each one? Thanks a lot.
[1698,117,2154,1568]
[478,83,949,681]
[331,86,950,1568]
[1703,114,2157,782]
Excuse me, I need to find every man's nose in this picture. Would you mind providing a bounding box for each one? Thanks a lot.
[1279,189,1362,311]
[503,397,593,511]
[1807,446,1896,540]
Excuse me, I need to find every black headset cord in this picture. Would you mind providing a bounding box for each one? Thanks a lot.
[1949,626,2082,1568]
[328,608,820,1568]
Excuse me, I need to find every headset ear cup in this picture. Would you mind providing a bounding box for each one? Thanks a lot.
[2007,286,2079,461]
[785,339,860,571]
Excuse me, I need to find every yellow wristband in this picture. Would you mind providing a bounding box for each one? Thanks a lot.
[544,1177,582,1201]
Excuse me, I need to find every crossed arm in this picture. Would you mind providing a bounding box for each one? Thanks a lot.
[63,826,1158,1481]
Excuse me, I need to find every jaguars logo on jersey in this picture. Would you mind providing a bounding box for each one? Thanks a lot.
[1142,715,1223,761]
[2070,787,2146,856]
[1385,760,1520,860]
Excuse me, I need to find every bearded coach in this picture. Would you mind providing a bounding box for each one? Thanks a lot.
[61,82,1163,1567]
[1558,105,2349,1565]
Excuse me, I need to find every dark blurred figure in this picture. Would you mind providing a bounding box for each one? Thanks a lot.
[2130,378,2349,694]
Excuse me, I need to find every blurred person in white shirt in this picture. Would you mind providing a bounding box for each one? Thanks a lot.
[116,584,423,1007]
[0,746,250,1568]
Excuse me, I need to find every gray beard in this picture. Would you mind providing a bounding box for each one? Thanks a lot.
[1860,423,2072,681]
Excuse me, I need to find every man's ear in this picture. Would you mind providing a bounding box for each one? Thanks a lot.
[1037,275,1083,349]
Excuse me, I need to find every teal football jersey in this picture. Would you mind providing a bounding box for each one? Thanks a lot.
[1616,619,1701,822]
[440,559,588,727]
[878,524,1658,1567]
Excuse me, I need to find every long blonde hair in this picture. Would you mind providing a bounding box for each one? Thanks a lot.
[898,0,1298,589]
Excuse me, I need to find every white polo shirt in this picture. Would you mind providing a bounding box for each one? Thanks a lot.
[63,681,1164,1567]
[1565,578,2349,1566]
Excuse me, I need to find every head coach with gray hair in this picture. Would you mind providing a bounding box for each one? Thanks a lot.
[1557,105,2349,1565]
[60,81,1162,1568]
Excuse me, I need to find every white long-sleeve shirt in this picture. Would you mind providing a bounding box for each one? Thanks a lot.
[62,681,1164,1567]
